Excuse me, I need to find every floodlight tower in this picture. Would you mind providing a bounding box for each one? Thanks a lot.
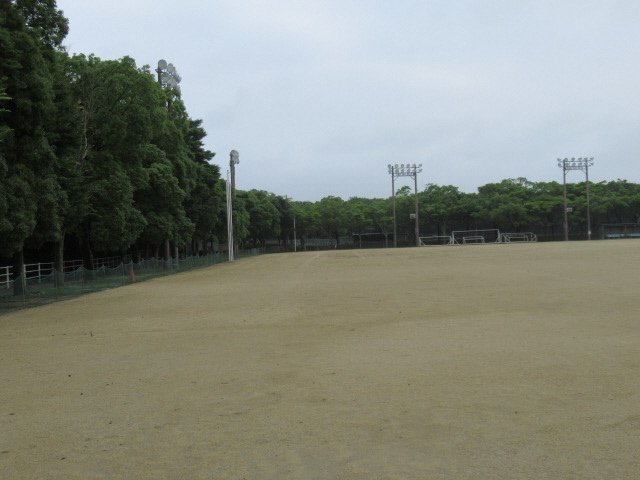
[227,150,239,261]
[387,163,423,247]
[387,164,397,247]
[557,157,595,241]
[230,150,239,190]
[226,169,234,262]
[156,59,181,92]
[156,60,183,264]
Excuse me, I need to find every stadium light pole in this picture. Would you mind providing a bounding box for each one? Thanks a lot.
[227,150,239,261]
[413,167,420,247]
[388,163,423,247]
[156,60,181,112]
[156,59,182,91]
[157,60,182,264]
[557,157,594,241]
[226,169,234,261]
[387,165,397,247]
[230,150,239,191]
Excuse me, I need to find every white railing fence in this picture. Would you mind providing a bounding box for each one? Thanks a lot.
[0,266,12,289]
[1,259,87,286]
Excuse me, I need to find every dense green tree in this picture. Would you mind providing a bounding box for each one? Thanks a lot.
[345,197,369,234]
[272,195,294,248]
[64,55,157,265]
[12,0,68,49]
[184,162,224,254]
[0,86,10,142]
[241,190,280,247]
[364,198,393,234]
[476,179,536,231]
[151,70,220,257]
[1,0,228,274]
[185,118,215,164]
[421,184,464,236]
[290,201,320,248]
[0,0,68,291]
[317,196,348,245]
[392,186,418,241]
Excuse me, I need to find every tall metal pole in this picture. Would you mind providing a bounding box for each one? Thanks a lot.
[586,162,591,240]
[414,170,420,247]
[392,171,397,248]
[157,59,182,264]
[226,170,233,261]
[562,161,568,241]
[230,157,237,190]
[229,150,239,257]
[558,157,594,241]
[388,163,422,248]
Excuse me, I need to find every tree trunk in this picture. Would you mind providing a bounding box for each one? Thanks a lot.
[82,234,95,280]
[164,239,170,269]
[12,250,26,296]
[54,233,65,287]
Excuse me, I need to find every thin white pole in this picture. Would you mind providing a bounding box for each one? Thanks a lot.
[226,171,233,262]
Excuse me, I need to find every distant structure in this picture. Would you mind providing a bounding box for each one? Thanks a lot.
[156,59,181,93]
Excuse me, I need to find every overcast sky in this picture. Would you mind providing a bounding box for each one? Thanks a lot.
[58,0,640,201]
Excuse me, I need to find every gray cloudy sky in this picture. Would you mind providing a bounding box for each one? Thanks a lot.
[58,0,640,201]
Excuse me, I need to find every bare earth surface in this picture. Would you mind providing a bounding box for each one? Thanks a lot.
[1,241,639,479]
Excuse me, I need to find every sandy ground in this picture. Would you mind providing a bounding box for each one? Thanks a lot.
[1,241,639,479]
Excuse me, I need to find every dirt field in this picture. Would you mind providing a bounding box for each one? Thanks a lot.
[1,241,639,479]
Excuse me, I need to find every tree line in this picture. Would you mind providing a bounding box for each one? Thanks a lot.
[1,0,225,278]
[2,1,640,281]
[288,178,640,247]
